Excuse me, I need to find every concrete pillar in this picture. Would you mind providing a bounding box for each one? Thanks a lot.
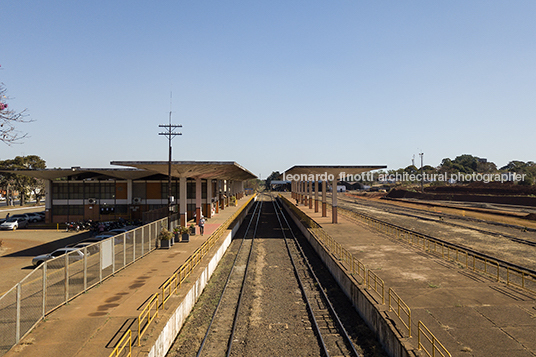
[206,179,213,218]
[314,180,319,213]
[322,180,327,217]
[195,177,202,224]
[309,181,313,209]
[301,181,306,205]
[127,179,133,205]
[216,179,221,213]
[45,180,53,223]
[332,176,338,224]
[179,177,187,226]
[226,180,231,207]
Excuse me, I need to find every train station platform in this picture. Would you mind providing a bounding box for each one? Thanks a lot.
[3,195,254,357]
[281,193,536,357]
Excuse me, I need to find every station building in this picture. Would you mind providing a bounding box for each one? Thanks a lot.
[2,161,257,225]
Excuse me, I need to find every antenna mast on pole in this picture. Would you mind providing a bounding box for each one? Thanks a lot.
[159,92,182,230]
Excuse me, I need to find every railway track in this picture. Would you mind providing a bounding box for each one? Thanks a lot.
[330,194,536,277]
[331,193,536,249]
[272,194,359,357]
[169,193,384,357]
[196,197,263,357]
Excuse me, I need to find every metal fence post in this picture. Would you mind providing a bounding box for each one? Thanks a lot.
[42,263,47,317]
[83,247,88,291]
[112,237,116,275]
[133,231,136,261]
[99,241,103,283]
[16,283,21,343]
[65,253,69,303]
[123,235,126,267]
[141,227,145,256]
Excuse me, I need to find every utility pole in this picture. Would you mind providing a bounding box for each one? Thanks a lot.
[159,100,182,230]
[419,152,424,193]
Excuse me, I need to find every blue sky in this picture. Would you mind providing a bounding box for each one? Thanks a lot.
[1,1,535,178]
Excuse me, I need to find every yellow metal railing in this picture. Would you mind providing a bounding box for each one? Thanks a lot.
[367,269,385,304]
[133,194,256,347]
[388,288,412,337]
[161,273,179,309]
[418,321,451,357]
[280,195,451,357]
[332,203,536,294]
[506,266,536,293]
[109,329,131,357]
[138,292,159,346]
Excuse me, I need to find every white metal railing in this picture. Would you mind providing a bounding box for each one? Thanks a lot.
[0,216,174,357]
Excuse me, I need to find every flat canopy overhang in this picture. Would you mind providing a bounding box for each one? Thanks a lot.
[0,161,257,181]
[283,165,387,179]
[111,161,257,181]
[0,168,153,181]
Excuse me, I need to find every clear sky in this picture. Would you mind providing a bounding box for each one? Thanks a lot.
[2,1,535,178]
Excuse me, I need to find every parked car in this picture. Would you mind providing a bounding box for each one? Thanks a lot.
[25,212,44,223]
[72,242,100,255]
[0,217,29,230]
[32,248,85,267]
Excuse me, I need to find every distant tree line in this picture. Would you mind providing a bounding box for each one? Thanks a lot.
[382,154,535,186]
[263,155,536,187]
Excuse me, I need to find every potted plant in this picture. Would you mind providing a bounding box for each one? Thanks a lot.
[172,227,180,244]
[180,226,189,242]
[189,223,196,236]
[159,228,173,249]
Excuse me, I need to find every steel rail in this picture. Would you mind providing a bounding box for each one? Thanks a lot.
[334,200,536,277]
[196,196,262,357]
[226,196,263,357]
[272,194,361,357]
[335,193,536,246]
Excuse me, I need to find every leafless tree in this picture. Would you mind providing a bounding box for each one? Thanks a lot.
[1,82,32,144]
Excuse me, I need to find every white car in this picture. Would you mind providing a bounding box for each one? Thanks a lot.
[0,218,29,230]
[32,248,85,267]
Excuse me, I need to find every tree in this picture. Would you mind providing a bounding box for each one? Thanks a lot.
[0,155,46,205]
[265,171,281,188]
[1,81,32,144]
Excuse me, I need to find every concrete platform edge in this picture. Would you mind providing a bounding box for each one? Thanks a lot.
[280,198,417,357]
[147,199,254,357]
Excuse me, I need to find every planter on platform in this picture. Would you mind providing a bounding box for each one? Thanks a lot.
[159,228,173,249]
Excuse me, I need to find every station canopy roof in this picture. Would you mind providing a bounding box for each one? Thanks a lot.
[111,161,257,180]
[0,161,257,181]
[282,165,387,180]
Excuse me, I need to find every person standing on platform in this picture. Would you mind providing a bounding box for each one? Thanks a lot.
[199,216,205,236]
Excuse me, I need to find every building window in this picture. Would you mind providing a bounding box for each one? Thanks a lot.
[101,182,116,199]
[161,180,179,200]
[52,183,69,199]
[53,205,83,216]
[69,183,84,199]
[187,181,195,199]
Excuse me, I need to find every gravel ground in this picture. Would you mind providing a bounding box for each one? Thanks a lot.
[334,195,536,271]
[167,195,387,357]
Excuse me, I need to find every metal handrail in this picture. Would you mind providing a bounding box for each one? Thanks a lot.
[418,321,451,357]
[280,195,452,357]
[109,329,132,357]
[367,270,385,304]
[333,203,536,293]
[138,293,159,346]
[134,194,256,347]
[388,288,411,337]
